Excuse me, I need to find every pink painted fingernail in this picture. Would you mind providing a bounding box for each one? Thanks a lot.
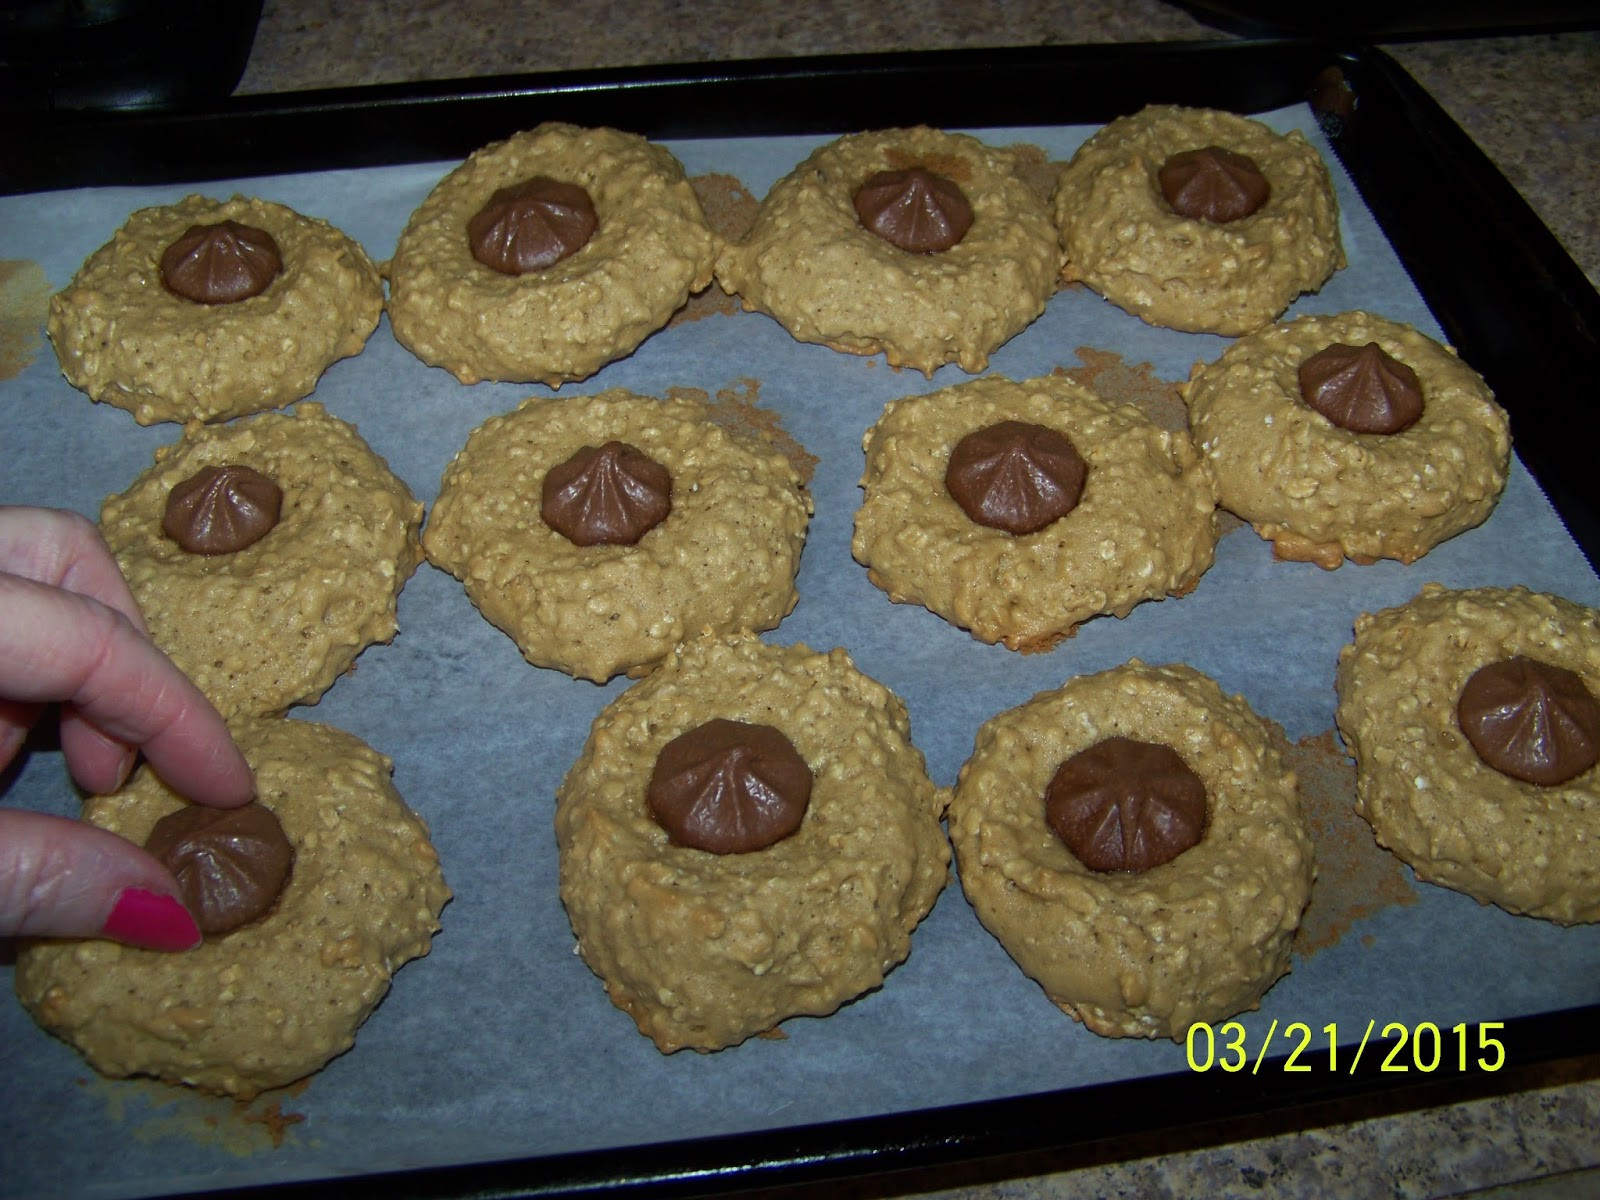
[102,888,201,952]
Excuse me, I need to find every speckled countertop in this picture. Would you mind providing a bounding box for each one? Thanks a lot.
[236,2,1600,291]
[236,5,1600,1198]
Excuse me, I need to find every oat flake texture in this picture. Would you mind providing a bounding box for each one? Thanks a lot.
[949,661,1315,1039]
[387,122,718,385]
[1336,584,1600,924]
[15,718,450,1099]
[555,633,950,1052]
[48,194,383,424]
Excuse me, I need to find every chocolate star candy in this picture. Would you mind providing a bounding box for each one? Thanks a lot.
[1045,736,1208,872]
[1298,341,1425,435]
[853,166,974,253]
[159,220,283,304]
[1157,145,1271,223]
[944,420,1088,536]
[1458,656,1600,786]
[162,464,283,555]
[541,440,672,547]
[145,803,295,936]
[646,718,812,854]
[468,176,599,274]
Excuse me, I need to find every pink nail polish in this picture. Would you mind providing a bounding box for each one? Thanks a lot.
[102,888,201,952]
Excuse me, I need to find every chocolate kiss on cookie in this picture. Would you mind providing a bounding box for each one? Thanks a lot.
[1299,341,1424,434]
[853,167,974,253]
[160,221,283,304]
[145,803,295,935]
[162,464,283,555]
[646,718,812,854]
[1458,656,1600,786]
[945,420,1087,536]
[1045,736,1208,872]
[1157,146,1270,223]
[541,440,672,546]
[468,176,599,274]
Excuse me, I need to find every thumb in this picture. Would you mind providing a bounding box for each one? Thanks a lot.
[0,808,201,950]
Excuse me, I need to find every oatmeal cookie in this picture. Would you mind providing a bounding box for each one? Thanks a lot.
[1336,584,1600,924]
[1054,105,1343,335]
[714,127,1062,375]
[48,194,383,424]
[14,717,450,1099]
[100,403,423,718]
[852,372,1219,651]
[1184,311,1511,568]
[424,388,811,682]
[554,633,950,1052]
[949,661,1314,1039]
[387,123,718,385]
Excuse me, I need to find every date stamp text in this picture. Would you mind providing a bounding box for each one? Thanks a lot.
[1185,1020,1507,1075]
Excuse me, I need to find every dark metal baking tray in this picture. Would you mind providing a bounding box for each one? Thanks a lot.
[1171,1,1598,40]
[4,38,1599,1199]
[0,0,263,113]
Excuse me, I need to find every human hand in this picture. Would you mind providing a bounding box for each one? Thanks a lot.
[0,507,255,950]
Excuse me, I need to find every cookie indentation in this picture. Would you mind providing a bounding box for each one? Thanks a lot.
[1298,341,1423,435]
[162,464,283,556]
[541,440,672,547]
[1458,656,1600,786]
[145,803,294,935]
[853,167,974,253]
[944,419,1087,536]
[160,221,283,304]
[1045,736,1207,872]
[467,177,599,274]
[1158,146,1270,223]
[646,718,812,854]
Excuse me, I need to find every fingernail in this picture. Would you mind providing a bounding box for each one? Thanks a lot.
[112,747,139,791]
[102,888,201,952]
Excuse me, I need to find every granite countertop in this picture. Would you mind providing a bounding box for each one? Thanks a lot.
[235,1,1600,291]
[234,5,1600,1198]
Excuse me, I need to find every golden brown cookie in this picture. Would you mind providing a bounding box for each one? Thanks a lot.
[714,127,1062,375]
[1336,584,1600,924]
[1183,311,1511,568]
[100,403,423,718]
[1054,105,1343,335]
[852,372,1219,651]
[424,388,812,682]
[387,123,718,385]
[48,194,383,424]
[14,717,450,1099]
[554,633,950,1052]
[949,661,1314,1039]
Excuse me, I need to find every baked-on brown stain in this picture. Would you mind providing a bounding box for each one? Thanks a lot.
[1059,346,1189,431]
[666,380,819,487]
[238,1097,308,1148]
[82,1075,308,1153]
[691,172,760,243]
[1060,347,1245,536]
[1287,729,1418,956]
[1005,142,1063,208]
[673,173,757,327]
[0,260,51,381]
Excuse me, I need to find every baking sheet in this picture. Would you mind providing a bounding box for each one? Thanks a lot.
[1,102,1598,1200]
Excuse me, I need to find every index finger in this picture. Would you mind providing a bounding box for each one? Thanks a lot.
[0,572,253,807]
[0,507,149,634]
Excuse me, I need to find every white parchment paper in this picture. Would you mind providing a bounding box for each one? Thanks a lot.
[1,110,1597,1199]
